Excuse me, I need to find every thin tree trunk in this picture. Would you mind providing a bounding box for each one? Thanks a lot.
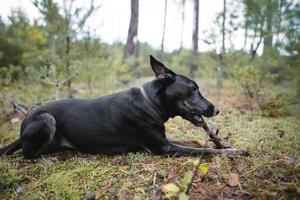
[124,0,139,59]
[180,0,186,50]
[243,23,248,49]
[275,0,283,50]
[66,34,72,97]
[63,0,74,98]
[192,0,199,54]
[216,0,226,102]
[222,0,226,53]
[189,0,199,78]
[263,0,273,56]
[46,0,55,53]
[251,18,264,60]
[160,0,167,54]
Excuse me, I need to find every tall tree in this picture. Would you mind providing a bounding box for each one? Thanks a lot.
[124,0,139,59]
[243,17,249,49]
[189,0,199,78]
[180,0,186,50]
[263,0,274,56]
[242,0,283,59]
[160,0,168,54]
[216,0,227,102]
[222,0,226,53]
[242,0,266,59]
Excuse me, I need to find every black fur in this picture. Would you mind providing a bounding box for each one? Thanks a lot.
[0,55,246,159]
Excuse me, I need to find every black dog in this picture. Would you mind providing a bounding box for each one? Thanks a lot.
[0,55,244,159]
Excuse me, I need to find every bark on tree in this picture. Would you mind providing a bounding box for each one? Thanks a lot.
[250,17,264,60]
[189,0,199,78]
[46,0,55,52]
[263,0,273,56]
[243,22,248,49]
[222,0,226,53]
[180,0,186,50]
[63,0,74,97]
[124,0,139,59]
[160,0,168,54]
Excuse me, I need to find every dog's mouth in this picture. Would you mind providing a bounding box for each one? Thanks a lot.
[182,101,205,127]
[191,111,205,127]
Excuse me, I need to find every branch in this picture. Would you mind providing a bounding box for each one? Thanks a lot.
[10,101,28,115]
[185,133,207,195]
[60,71,78,85]
[202,121,224,149]
[185,119,223,195]
[78,0,101,29]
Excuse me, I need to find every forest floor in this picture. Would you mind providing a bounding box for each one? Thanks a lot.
[0,78,299,199]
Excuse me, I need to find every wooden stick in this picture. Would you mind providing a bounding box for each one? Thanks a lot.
[202,120,224,149]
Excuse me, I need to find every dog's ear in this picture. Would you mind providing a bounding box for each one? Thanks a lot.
[150,55,176,82]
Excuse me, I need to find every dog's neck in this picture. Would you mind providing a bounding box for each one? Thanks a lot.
[141,81,169,122]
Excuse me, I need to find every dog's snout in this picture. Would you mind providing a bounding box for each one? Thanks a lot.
[213,106,220,116]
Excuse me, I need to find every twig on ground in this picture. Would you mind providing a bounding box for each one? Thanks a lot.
[185,119,229,195]
[185,121,210,195]
[202,121,224,149]
[11,101,28,115]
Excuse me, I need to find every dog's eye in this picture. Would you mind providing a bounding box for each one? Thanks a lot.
[192,86,198,92]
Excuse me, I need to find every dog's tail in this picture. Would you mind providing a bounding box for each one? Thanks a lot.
[0,138,22,156]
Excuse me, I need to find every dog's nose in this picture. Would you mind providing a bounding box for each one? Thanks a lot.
[213,106,220,116]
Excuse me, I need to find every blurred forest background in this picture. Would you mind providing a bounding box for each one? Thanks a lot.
[0,0,299,116]
[0,0,300,199]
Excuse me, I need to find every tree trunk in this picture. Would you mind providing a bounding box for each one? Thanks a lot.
[216,0,226,102]
[222,0,226,53]
[160,0,168,54]
[66,34,72,97]
[275,0,283,50]
[243,22,248,49]
[124,0,139,59]
[46,0,55,52]
[180,0,186,50]
[189,0,199,78]
[263,0,273,56]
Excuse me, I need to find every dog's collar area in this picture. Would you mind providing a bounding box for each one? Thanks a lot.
[139,86,168,122]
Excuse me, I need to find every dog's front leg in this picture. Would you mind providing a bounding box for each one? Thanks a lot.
[159,141,248,157]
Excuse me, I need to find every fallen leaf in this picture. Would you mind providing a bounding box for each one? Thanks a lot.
[198,164,209,174]
[227,172,239,187]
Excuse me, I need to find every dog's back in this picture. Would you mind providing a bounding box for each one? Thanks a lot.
[20,87,164,154]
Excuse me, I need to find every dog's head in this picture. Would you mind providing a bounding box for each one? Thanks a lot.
[150,55,219,126]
